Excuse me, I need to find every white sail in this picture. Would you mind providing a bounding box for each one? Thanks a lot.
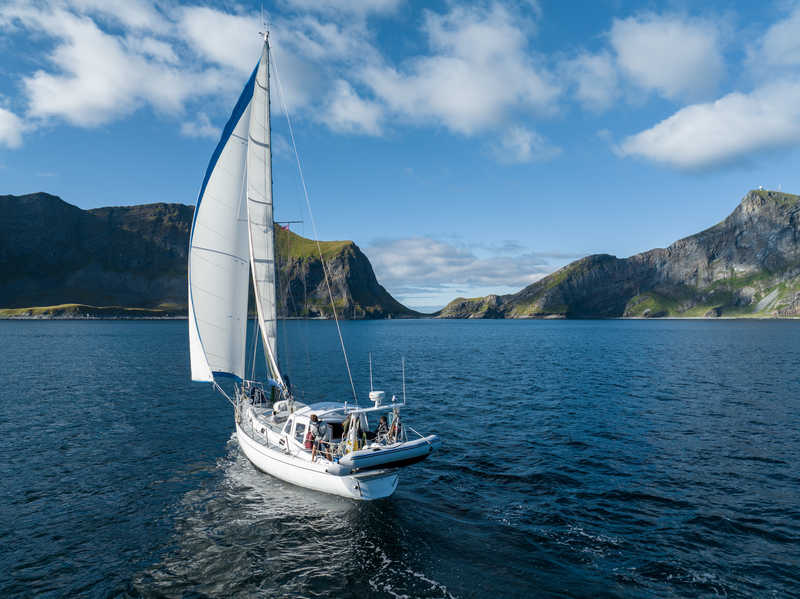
[246,41,283,384]
[188,69,256,382]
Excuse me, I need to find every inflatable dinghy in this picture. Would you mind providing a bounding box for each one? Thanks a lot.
[339,435,441,472]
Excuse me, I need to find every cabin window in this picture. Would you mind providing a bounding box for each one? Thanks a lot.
[283,420,291,435]
[294,422,306,443]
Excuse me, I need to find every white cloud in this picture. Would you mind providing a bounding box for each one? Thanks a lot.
[617,81,800,169]
[320,80,383,135]
[0,107,24,148]
[365,235,584,309]
[563,51,618,112]
[124,35,178,64]
[66,0,169,33]
[491,126,560,164]
[270,16,382,111]
[23,11,223,126]
[0,2,317,135]
[0,3,227,129]
[281,16,379,63]
[179,7,259,76]
[365,237,562,296]
[177,7,372,115]
[747,6,800,70]
[361,3,559,135]
[0,0,560,155]
[610,13,724,101]
[281,0,402,16]
[180,112,219,139]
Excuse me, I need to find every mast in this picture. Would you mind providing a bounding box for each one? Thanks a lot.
[247,32,284,387]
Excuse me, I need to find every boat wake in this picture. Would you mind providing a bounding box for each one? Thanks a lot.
[128,434,456,597]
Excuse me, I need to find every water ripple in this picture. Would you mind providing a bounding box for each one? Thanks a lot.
[1,319,800,597]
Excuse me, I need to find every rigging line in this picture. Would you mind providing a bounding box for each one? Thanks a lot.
[282,226,294,383]
[250,305,259,381]
[270,46,358,405]
[236,144,258,384]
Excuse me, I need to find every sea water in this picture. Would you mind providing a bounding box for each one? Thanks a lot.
[1,319,798,597]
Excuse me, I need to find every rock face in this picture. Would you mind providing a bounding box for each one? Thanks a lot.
[438,190,800,318]
[274,228,413,318]
[0,193,416,318]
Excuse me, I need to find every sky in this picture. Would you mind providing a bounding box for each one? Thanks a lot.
[2,1,800,311]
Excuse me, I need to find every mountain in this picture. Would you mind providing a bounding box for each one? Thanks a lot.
[438,189,800,318]
[0,192,416,318]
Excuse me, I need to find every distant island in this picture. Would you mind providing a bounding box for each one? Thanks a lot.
[437,189,800,318]
[2,189,799,319]
[0,193,416,319]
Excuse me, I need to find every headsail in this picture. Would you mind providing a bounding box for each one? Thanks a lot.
[188,68,256,382]
[246,38,283,386]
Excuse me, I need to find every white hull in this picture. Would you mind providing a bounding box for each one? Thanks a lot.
[236,423,399,500]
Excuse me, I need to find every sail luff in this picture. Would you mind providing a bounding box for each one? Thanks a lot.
[247,38,283,386]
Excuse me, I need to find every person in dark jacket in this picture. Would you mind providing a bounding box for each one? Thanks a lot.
[310,414,331,461]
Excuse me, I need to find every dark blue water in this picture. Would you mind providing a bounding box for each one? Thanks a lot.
[1,319,799,598]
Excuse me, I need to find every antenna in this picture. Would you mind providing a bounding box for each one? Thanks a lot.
[369,352,373,392]
[259,3,269,43]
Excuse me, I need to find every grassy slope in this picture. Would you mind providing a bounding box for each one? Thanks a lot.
[0,303,185,318]
[275,227,352,261]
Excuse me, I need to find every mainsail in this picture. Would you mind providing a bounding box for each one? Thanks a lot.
[189,38,283,387]
[246,41,283,385]
[188,68,256,382]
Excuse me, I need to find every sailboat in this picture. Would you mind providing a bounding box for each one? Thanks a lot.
[188,33,440,500]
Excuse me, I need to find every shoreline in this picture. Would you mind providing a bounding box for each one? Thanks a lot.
[2,314,798,321]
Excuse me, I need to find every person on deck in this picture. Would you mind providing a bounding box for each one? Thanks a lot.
[310,414,331,462]
[375,415,389,442]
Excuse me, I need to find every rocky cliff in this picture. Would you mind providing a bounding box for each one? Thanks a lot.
[0,193,416,318]
[438,190,800,318]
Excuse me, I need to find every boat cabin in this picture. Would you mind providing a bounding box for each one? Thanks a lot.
[277,402,399,457]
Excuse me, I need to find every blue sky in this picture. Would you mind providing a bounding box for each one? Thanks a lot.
[2,1,800,311]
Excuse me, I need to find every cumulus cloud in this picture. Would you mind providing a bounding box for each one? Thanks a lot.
[0,0,558,157]
[180,112,219,139]
[0,107,25,148]
[281,0,403,16]
[491,126,560,164]
[0,1,355,138]
[178,7,260,76]
[67,0,169,32]
[562,51,618,112]
[0,3,228,129]
[364,236,576,304]
[320,80,383,135]
[610,13,724,101]
[176,7,379,115]
[361,2,559,135]
[123,36,179,64]
[24,13,223,127]
[617,81,800,169]
[747,6,800,71]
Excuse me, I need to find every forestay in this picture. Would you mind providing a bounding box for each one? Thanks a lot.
[246,42,283,385]
[188,69,256,382]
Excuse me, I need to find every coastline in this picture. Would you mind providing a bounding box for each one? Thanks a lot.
[2,311,798,321]
[0,304,426,320]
